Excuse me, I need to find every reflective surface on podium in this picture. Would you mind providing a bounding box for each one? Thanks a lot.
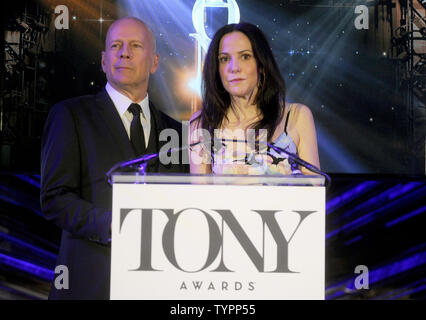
[111,173,325,186]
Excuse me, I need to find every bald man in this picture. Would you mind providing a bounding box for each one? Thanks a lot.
[40,17,188,299]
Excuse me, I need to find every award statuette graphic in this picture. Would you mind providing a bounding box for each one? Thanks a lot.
[189,0,240,112]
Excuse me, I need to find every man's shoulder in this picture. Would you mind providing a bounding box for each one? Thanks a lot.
[48,91,110,120]
[152,105,183,131]
[52,93,100,111]
[158,110,180,125]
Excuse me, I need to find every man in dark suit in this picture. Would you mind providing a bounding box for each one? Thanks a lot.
[40,17,188,299]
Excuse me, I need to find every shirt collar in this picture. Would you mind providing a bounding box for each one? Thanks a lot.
[105,82,150,121]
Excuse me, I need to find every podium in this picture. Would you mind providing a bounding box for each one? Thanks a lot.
[110,173,325,300]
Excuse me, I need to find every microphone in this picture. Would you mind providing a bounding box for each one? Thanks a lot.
[105,139,330,187]
[105,141,202,186]
[267,142,331,186]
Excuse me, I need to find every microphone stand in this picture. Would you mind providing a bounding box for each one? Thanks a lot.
[267,142,331,186]
[105,140,331,187]
[105,153,158,185]
[105,142,202,186]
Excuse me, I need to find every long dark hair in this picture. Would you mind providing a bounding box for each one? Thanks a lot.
[197,22,286,141]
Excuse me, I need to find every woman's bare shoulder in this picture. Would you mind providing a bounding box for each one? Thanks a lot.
[287,102,310,112]
[288,103,314,121]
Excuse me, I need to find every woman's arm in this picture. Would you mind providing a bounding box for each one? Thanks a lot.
[294,104,320,175]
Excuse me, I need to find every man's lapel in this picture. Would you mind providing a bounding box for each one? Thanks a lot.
[149,101,173,172]
[149,101,167,151]
[95,89,135,159]
[93,91,176,172]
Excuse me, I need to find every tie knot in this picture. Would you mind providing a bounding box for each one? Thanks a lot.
[128,103,142,116]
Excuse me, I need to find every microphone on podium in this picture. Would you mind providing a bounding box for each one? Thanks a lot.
[267,142,331,186]
[105,141,202,186]
[105,140,330,186]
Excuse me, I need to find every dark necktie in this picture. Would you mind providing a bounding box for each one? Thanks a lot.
[128,103,146,155]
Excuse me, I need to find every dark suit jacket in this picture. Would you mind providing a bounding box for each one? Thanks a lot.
[40,89,188,299]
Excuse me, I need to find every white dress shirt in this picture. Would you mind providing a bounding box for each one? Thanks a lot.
[105,82,151,147]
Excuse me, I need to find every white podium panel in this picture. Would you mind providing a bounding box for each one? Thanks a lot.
[111,174,325,300]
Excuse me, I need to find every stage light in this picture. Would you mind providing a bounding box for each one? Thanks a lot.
[386,205,426,227]
[188,75,202,96]
[0,253,54,281]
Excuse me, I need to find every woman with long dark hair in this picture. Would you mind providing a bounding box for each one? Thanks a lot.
[190,22,320,175]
